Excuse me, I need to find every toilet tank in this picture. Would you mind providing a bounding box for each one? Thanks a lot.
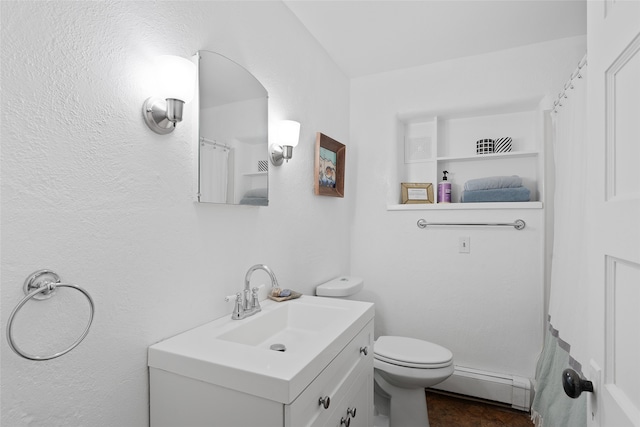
[316,277,363,297]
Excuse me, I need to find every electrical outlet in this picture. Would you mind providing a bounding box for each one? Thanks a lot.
[459,236,470,253]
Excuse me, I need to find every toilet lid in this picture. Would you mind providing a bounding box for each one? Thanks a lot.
[374,336,453,368]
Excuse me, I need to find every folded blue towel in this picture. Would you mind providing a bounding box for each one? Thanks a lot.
[461,186,530,203]
[464,175,523,191]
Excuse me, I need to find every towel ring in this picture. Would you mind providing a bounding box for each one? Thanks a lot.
[6,270,95,361]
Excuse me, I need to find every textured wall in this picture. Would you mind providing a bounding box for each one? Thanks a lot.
[349,36,586,380]
[1,2,350,425]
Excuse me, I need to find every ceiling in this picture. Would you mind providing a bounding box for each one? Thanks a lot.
[283,0,587,78]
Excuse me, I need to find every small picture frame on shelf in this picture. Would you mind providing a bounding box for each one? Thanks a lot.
[401,183,434,204]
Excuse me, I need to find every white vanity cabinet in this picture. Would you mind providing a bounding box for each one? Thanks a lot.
[148,297,374,427]
[285,321,373,427]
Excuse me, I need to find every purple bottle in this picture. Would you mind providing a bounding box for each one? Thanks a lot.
[438,171,451,203]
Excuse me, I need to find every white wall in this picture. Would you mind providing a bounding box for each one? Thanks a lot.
[349,36,586,380]
[0,2,350,425]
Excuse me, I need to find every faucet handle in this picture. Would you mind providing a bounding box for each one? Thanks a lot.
[251,287,261,312]
[230,292,245,320]
[224,294,240,303]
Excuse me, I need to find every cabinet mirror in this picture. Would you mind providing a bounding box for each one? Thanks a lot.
[197,50,268,205]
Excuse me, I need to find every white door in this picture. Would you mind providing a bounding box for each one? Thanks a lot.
[586,1,640,426]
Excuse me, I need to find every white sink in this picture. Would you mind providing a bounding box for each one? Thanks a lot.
[217,301,346,349]
[148,295,374,404]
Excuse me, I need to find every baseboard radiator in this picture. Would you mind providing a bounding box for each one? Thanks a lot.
[431,365,532,411]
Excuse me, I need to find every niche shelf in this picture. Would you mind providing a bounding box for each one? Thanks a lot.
[387,201,543,211]
[435,150,538,162]
[389,99,546,211]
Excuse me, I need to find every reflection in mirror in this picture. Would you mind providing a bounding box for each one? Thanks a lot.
[197,51,268,205]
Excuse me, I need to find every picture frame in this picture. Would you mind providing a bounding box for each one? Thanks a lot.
[315,132,345,197]
[401,183,434,204]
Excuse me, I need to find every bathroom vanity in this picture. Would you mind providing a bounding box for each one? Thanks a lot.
[148,296,374,426]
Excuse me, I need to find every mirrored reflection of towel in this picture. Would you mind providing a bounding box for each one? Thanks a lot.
[461,186,530,203]
[242,188,267,198]
[239,188,268,206]
[239,197,268,206]
[463,175,522,191]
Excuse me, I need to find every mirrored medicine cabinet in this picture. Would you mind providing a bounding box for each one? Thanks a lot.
[196,50,269,205]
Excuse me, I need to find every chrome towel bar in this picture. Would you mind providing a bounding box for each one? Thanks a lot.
[6,270,95,361]
[417,218,526,230]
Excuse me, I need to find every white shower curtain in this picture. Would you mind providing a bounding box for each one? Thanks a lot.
[200,143,230,203]
[547,64,589,364]
[532,59,588,426]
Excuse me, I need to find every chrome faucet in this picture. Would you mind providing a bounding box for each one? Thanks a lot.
[226,264,280,320]
[244,264,279,309]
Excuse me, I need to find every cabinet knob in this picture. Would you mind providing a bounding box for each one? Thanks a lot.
[347,407,356,418]
[359,346,368,356]
[340,417,350,427]
[318,396,330,409]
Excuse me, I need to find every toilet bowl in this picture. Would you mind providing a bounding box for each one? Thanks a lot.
[374,336,454,427]
[316,277,454,427]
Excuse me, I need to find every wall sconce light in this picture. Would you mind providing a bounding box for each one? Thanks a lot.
[143,55,196,135]
[270,120,301,166]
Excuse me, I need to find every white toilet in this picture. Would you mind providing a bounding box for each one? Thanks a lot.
[316,277,454,427]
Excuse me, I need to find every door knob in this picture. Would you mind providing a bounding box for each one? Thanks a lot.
[562,368,594,398]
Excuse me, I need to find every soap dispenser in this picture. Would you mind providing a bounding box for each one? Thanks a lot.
[438,171,451,203]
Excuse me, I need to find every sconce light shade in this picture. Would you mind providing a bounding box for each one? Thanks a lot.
[270,120,301,166]
[155,55,196,103]
[279,120,300,148]
[143,55,196,135]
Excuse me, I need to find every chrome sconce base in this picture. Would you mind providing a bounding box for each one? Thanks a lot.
[270,144,294,166]
[269,120,300,166]
[142,97,184,135]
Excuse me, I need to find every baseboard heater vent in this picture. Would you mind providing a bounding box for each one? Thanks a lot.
[431,366,532,411]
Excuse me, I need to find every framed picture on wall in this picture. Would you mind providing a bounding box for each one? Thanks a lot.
[314,132,345,197]
[401,183,434,204]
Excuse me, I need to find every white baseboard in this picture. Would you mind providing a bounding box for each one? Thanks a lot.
[431,365,532,411]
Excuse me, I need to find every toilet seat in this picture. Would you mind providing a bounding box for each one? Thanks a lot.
[374,336,453,369]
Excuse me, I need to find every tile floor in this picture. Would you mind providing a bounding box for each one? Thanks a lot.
[426,391,534,427]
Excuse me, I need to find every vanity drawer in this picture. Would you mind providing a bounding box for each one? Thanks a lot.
[325,367,372,427]
[285,320,373,427]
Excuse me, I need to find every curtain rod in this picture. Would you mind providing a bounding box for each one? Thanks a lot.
[552,54,587,114]
[200,137,230,150]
